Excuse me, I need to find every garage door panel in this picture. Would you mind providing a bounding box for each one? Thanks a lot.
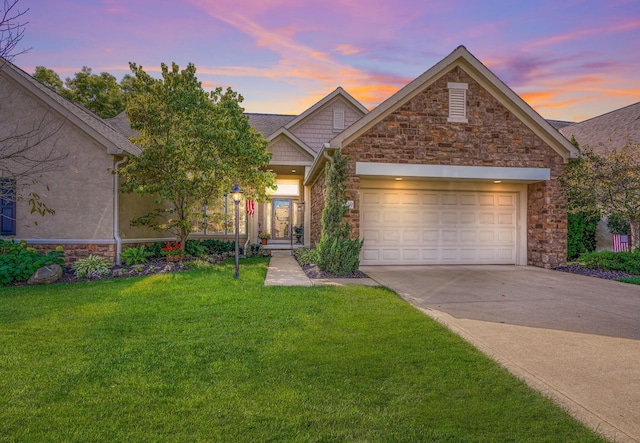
[361,189,518,265]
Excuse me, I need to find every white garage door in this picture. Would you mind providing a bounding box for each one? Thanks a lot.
[360,189,517,265]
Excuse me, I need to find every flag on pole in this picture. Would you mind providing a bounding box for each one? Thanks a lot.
[613,234,630,252]
[246,200,255,217]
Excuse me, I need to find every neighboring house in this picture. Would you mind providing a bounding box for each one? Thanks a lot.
[0,58,159,263]
[559,101,640,250]
[2,46,579,268]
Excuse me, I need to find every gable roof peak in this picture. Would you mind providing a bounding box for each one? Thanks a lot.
[328,45,577,160]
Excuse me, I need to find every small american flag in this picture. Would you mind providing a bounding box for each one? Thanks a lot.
[246,200,255,217]
[613,234,630,252]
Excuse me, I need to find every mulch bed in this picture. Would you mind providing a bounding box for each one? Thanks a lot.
[552,264,636,280]
[300,264,369,280]
[55,255,228,285]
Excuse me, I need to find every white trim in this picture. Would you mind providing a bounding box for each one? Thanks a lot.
[16,238,117,245]
[355,162,550,182]
[447,82,468,90]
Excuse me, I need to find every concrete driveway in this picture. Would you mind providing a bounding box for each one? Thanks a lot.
[361,265,640,443]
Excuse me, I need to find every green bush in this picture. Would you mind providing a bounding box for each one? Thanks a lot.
[567,211,599,260]
[607,213,630,235]
[316,237,363,275]
[578,250,640,274]
[144,242,168,259]
[0,240,64,286]
[294,248,318,266]
[72,254,113,279]
[185,240,207,257]
[120,245,152,265]
[200,239,234,255]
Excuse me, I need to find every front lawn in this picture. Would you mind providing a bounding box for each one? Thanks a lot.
[0,259,605,442]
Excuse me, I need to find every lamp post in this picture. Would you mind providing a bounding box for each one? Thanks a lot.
[231,183,243,279]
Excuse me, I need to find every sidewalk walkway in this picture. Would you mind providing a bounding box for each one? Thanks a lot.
[264,251,379,287]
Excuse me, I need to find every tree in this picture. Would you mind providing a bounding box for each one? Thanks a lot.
[564,140,640,250]
[1,0,66,220]
[33,66,63,92]
[62,66,125,118]
[564,136,599,260]
[119,61,275,252]
[315,150,363,275]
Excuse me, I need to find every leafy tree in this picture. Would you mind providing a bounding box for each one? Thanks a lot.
[119,61,275,252]
[316,150,363,275]
[33,66,63,92]
[564,140,640,250]
[564,136,599,259]
[62,66,124,118]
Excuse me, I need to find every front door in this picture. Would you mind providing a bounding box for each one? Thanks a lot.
[272,199,292,240]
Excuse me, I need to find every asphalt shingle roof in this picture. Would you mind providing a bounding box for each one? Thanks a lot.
[560,102,640,151]
[246,113,297,137]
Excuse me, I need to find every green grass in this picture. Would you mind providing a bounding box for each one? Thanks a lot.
[0,258,606,442]
[618,276,640,285]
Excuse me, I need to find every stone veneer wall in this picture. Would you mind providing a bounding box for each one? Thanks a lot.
[338,66,568,268]
[32,243,117,264]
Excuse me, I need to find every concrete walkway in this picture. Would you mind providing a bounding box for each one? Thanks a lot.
[264,251,379,287]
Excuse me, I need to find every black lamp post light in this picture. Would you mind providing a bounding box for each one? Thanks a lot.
[231,183,243,279]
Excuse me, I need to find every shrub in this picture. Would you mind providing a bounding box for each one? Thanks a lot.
[145,241,168,259]
[185,239,207,257]
[294,248,318,266]
[316,238,363,276]
[120,245,152,265]
[246,243,263,258]
[578,250,640,274]
[72,254,113,279]
[316,150,363,275]
[200,239,234,255]
[0,240,64,285]
[567,211,599,261]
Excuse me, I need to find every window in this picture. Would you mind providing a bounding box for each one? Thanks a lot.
[190,195,246,235]
[447,82,468,123]
[333,108,345,131]
[0,179,16,236]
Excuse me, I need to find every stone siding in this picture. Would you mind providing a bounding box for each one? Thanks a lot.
[32,243,117,264]
[339,66,567,268]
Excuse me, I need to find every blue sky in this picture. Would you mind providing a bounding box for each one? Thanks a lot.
[11,0,640,121]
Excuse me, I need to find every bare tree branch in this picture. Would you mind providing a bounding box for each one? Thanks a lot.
[0,0,30,66]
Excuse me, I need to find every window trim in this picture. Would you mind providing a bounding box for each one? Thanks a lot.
[0,179,16,236]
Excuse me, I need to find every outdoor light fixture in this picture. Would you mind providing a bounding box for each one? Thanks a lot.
[231,183,243,278]
[395,177,403,181]
[493,180,502,184]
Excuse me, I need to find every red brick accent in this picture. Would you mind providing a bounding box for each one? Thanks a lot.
[315,65,568,268]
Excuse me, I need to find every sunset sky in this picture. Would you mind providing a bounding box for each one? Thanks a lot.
[10,0,640,122]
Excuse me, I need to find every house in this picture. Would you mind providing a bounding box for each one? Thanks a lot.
[559,101,640,250]
[2,46,578,268]
[305,46,577,268]
[0,57,159,263]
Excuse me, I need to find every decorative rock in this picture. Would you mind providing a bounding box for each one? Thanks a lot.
[27,264,63,285]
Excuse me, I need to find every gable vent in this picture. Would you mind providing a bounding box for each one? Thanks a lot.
[447,82,468,123]
[333,109,345,131]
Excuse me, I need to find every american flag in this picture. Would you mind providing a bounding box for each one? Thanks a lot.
[613,234,630,252]
[246,200,255,217]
